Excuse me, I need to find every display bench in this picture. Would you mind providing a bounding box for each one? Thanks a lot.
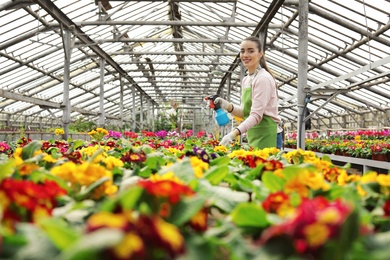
[0,131,90,142]
[283,148,390,174]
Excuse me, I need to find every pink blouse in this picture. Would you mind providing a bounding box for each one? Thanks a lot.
[234,68,280,134]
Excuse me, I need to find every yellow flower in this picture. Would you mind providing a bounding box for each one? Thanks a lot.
[43,154,57,163]
[304,222,330,247]
[318,208,342,225]
[17,163,40,176]
[54,128,64,135]
[80,145,107,163]
[166,147,181,155]
[102,156,124,170]
[88,128,109,141]
[360,172,378,184]
[377,174,390,187]
[50,161,78,183]
[154,217,184,253]
[12,147,23,159]
[96,127,109,136]
[299,170,324,191]
[113,232,144,259]
[150,171,184,184]
[88,211,128,229]
[190,156,209,178]
[227,149,249,158]
[214,145,228,152]
[284,178,309,197]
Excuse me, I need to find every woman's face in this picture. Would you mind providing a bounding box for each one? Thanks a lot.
[240,40,263,72]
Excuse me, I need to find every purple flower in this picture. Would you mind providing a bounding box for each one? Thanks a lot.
[155,130,168,138]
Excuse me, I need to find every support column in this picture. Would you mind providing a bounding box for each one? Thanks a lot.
[297,0,309,149]
[6,114,10,130]
[99,58,105,127]
[147,99,150,130]
[119,75,124,130]
[193,109,196,133]
[132,85,136,132]
[140,94,143,130]
[62,28,72,139]
[152,103,155,131]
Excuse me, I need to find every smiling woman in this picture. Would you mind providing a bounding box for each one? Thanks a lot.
[217,36,280,149]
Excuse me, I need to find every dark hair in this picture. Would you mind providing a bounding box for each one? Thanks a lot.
[242,36,274,78]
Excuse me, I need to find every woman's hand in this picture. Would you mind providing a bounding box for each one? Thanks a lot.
[219,130,239,146]
[215,97,232,112]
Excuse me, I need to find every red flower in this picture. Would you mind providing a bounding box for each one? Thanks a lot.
[260,197,352,255]
[262,191,289,213]
[383,200,390,217]
[138,180,194,204]
[121,150,147,164]
[0,178,67,226]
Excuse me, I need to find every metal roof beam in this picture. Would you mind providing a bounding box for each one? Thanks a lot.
[217,0,285,94]
[80,38,241,45]
[100,51,238,56]
[51,21,264,28]
[34,0,157,106]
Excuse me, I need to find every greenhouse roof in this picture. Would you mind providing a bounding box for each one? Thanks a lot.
[1,0,390,129]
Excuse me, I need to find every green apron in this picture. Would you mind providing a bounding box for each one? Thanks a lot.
[242,83,277,149]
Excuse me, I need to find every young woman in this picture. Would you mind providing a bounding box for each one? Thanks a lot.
[216,36,280,149]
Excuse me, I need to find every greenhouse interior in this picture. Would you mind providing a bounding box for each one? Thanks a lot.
[1,0,390,259]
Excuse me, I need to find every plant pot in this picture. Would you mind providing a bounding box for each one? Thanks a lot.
[386,153,390,162]
[372,153,386,161]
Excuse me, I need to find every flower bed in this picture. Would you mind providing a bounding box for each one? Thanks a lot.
[286,130,390,161]
[1,129,390,259]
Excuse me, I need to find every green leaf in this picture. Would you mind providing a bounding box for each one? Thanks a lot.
[138,165,152,178]
[205,165,228,185]
[21,140,42,160]
[289,192,302,207]
[168,196,206,226]
[210,156,230,167]
[75,177,110,201]
[236,177,255,193]
[246,165,264,180]
[144,154,166,169]
[160,158,195,182]
[29,170,71,193]
[362,182,381,195]
[262,171,284,192]
[0,159,15,180]
[200,182,248,213]
[119,186,144,210]
[69,139,85,152]
[230,203,269,228]
[177,234,216,260]
[59,228,123,260]
[39,218,80,250]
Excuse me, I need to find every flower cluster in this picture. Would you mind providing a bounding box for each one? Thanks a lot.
[124,131,138,138]
[0,178,67,230]
[0,141,12,156]
[88,127,109,142]
[86,211,185,260]
[50,161,118,200]
[260,196,353,256]
[106,130,122,139]
[54,128,64,135]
